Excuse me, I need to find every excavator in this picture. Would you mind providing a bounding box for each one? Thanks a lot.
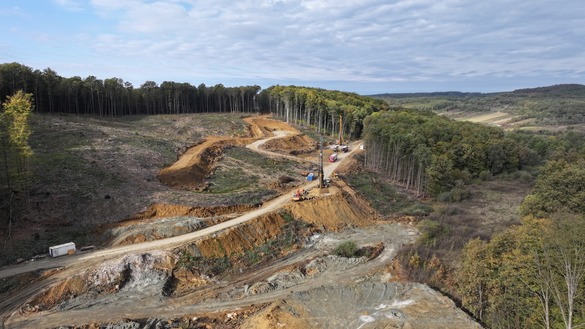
[292,188,310,201]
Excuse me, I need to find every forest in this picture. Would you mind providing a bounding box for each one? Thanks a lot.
[259,85,388,139]
[373,84,585,125]
[1,61,585,328]
[0,62,261,116]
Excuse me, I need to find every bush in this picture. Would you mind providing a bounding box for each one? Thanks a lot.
[437,191,452,202]
[278,175,295,184]
[333,240,359,258]
[402,203,434,216]
[417,220,450,247]
[450,185,470,202]
[517,170,533,184]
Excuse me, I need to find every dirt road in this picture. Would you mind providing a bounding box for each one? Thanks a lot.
[0,117,364,329]
[0,136,355,280]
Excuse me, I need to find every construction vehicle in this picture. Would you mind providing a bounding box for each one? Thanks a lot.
[292,189,310,201]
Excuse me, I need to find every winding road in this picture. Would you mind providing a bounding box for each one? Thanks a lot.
[0,120,364,328]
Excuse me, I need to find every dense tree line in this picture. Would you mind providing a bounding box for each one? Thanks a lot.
[258,85,389,139]
[0,62,261,116]
[362,109,538,197]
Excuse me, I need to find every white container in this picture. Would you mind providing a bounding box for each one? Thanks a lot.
[49,242,76,257]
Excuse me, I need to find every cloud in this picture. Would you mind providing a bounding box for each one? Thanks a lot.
[10,0,582,93]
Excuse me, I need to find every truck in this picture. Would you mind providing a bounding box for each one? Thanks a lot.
[49,242,76,257]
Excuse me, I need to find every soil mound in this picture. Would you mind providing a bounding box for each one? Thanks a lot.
[285,190,376,231]
[187,187,377,258]
[157,137,247,190]
[261,134,316,155]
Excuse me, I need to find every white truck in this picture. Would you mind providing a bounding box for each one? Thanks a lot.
[49,242,76,257]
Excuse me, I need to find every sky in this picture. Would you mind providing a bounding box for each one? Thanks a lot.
[1,0,584,95]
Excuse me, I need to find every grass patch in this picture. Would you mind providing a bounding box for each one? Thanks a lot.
[346,171,432,217]
[207,166,260,194]
[207,146,311,194]
[224,146,304,174]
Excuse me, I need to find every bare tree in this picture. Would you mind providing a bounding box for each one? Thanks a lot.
[544,213,585,329]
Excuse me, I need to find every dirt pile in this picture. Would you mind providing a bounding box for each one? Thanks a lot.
[240,303,314,329]
[183,186,377,259]
[242,282,482,329]
[285,188,377,230]
[158,137,248,190]
[261,134,317,155]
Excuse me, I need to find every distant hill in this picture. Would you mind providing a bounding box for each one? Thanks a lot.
[370,84,585,99]
[369,84,585,126]
[509,84,585,97]
[369,91,485,98]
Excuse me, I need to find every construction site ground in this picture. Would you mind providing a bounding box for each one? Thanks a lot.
[0,115,480,329]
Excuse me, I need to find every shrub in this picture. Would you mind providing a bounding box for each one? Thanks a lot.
[333,240,359,258]
[417,220,450,247]
[278,175,295,184]
[450,185,470,202]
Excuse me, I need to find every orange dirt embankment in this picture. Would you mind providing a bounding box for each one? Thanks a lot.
[285,186,377,231]
[194,212,289,258]
[192,187,377,258]
[261,134,317,155]
[120,203,260,225]
[157,137,248,190]
[157,115,308,191]
[240,303,314,329]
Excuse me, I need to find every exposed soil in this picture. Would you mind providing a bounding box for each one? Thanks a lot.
[0,114,481,329]
[157,116,312,191]
[242,282,482,329]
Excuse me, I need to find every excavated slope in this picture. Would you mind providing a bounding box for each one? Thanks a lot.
[24,252,174,313]
[121,203,258,223]
[157,137,249,190]
[242,282,482,329]
[193,212,289,258]
[192,189,375,258]
[285,189,377,231]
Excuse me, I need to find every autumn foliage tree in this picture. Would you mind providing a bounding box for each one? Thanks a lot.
[0,90,33,241]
